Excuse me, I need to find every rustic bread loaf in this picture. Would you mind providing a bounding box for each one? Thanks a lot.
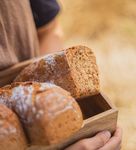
[2,82,83,146]
[0,87,12,109]
[15,45,99,99]
[0,104,27,150]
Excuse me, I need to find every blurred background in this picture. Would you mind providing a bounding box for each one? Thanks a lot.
[58,0,136,149]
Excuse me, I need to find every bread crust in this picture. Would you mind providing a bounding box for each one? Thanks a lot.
[0,104,27,150]
[0,82,83,146]
[15,46,99,99]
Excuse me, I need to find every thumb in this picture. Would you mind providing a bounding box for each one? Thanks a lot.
[65,131,111,150]
[88,131,111,149]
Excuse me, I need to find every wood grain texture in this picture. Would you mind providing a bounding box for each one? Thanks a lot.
[0,59,34,87]
[77,93,112,119]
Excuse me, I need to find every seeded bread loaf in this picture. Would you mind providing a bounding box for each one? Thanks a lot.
[0,104,27,150]
[0,82,83,146]
[15,45,99,99]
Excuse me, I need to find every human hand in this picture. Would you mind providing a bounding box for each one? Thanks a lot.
[99,127,122,150]
[65,127,122,150]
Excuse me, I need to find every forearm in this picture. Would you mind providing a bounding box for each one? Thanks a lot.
[37,19,63,55]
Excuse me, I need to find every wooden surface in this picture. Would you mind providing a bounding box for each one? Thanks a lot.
[0,55,49,87]
[27,93,118,150]
[0,59,34,87]
[77,93,112,119]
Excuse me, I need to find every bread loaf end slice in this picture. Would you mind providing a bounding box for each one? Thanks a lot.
[15,45,100,99]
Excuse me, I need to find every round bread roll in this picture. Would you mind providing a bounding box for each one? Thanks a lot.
[9,82,83,146]
[0,104,27,150]
[15,45,100,99]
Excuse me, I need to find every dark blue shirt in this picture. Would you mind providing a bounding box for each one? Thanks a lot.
[30,0,60,28]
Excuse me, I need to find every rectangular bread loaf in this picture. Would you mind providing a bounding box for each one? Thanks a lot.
[15,45,100,99]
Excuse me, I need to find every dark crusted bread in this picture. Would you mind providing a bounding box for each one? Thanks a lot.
[0,82,83,146]
[15,45,99,99]
[0,104,27,150]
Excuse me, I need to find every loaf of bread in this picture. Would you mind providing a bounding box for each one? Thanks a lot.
[15,46,99,99]
[0,87,12,109]
[0,82,83,146]
[0,104,27,150]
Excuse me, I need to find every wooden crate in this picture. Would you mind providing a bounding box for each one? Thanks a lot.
[0,59,34,87]
[0,60,118,150]
[27,93,118,150]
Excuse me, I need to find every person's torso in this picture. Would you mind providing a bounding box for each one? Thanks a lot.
[0,0,39,71]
